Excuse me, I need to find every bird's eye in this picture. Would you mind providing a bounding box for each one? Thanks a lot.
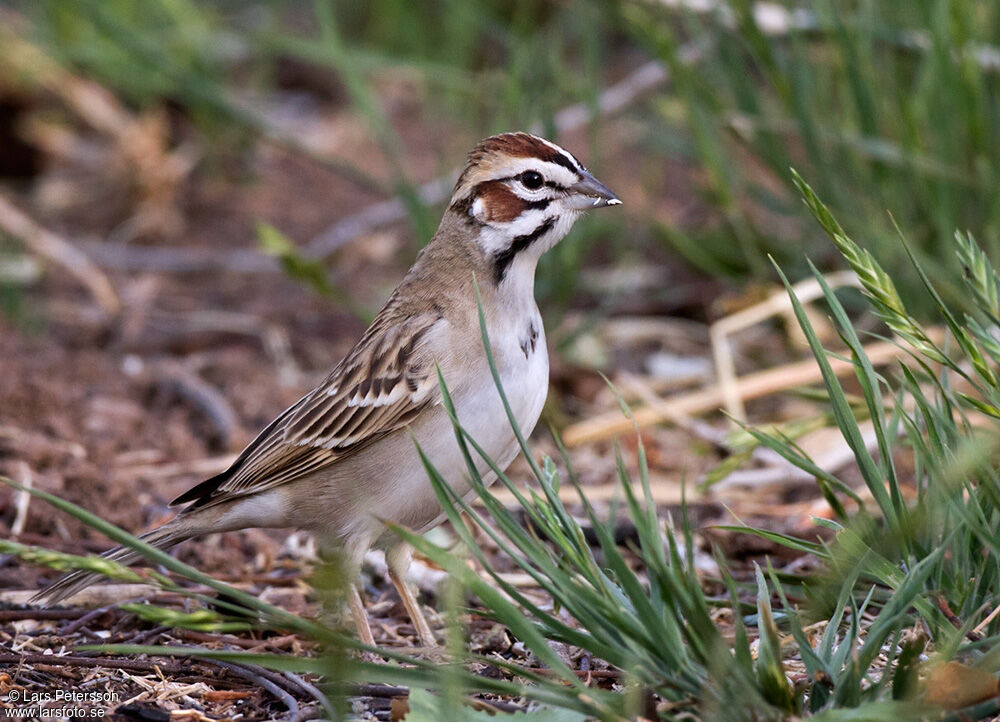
[519,171,544,190]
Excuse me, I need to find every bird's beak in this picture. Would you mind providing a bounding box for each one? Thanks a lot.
[566,170,622,210]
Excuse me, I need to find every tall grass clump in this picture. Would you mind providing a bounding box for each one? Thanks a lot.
[387,272,1000,719]
[619,0,1000,296]
[727,174,1000,715]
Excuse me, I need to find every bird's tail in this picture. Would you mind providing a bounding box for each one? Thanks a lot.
[31,522,192,606]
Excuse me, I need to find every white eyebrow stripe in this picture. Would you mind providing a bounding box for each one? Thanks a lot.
[538,136,585,173]
[488,157,579,188]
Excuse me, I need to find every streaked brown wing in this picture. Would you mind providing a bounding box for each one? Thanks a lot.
[172,311,444,510]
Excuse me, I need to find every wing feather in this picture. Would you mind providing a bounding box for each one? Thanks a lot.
[171,309,445,509]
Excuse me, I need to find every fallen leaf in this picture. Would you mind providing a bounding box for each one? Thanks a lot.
[390,695,410,721]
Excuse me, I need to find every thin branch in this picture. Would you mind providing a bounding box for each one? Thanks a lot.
[562,329,946,446]
[0,193,120,315]
[10,461,33,537]
[710,271,860,421]
[205,659,301,722]
[0,652,202,676]
[149,360,241,450]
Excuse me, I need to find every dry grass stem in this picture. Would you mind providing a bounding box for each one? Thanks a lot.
[563,327,946,446]
[0,192,120,315]
[9,461,33,537]
[711,271,860,421]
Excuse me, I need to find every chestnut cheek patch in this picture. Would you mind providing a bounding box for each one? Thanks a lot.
[477,181,528,223]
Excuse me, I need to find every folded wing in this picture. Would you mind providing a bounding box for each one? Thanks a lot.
[172,309,445,510]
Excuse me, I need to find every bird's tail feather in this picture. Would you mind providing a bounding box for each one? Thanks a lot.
[31,523,191,606]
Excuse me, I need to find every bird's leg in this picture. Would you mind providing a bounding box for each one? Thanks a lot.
[316,542,376,647]
[348,584,375,647]
[386,542,436,647]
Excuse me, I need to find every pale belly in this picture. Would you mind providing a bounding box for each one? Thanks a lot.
[280,318,550,557]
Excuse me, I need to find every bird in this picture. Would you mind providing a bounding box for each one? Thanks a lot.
[34,132,621,647]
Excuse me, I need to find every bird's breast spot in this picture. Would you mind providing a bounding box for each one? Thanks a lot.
[518,319,540,359]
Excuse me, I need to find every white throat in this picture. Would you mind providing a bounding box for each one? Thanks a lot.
[499,253,542,307]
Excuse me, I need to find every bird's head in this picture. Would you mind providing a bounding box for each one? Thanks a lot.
[447,132,621,284]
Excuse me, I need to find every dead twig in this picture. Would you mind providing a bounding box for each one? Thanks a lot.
[115,624,170,646]
[0,584,159,607]
[936,595,983,642]
[149,360,241,450]
[973,603,1000,636]
[349,684,409,698]
[10,461,32,537]
[486,477,695,508]
[0,193,120,315]
[562,329,946,447]
[0,608,89,622]
[76,241,277,274]
[203,659,301,722]
[616,371,726,448]
[114,454,236,484]
[284,671,334,718]
[710,272,860,422]
[61,603,123,634]
[175,631,304,654]
[0,652,203,676]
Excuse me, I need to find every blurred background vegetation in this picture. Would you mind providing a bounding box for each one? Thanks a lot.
[4,0,998,320]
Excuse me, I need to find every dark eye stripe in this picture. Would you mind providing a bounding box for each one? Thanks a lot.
[449,173,563,225]
[453,180,552,224]
[456,181,555,207]
[549,152,582,175]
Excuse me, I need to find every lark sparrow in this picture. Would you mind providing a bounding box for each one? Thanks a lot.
[36,132,621,646]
